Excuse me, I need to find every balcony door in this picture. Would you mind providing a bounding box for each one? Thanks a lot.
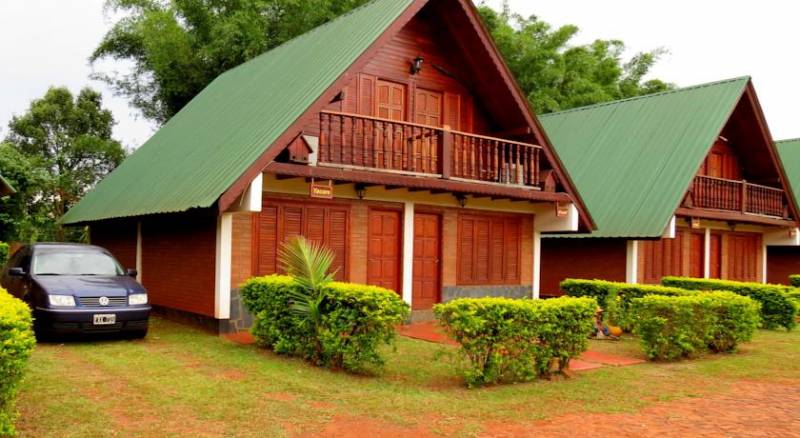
[376,80,405,121]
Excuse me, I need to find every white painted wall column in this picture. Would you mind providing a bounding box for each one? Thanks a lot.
[214,213,233,319]
[626,240,639,283]
[136,222,143,283]
[401,202,415,307]
[703,228,711,279]
[532,230,542,299]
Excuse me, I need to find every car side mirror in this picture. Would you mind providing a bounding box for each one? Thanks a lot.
[9,267,25,277]
[126,268,138,278]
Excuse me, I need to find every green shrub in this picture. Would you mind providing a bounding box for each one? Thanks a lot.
[662,277,797,330]
[434,297,596,387]
[241,275,409,372]
[790,275,800,288]
[630,292,759,361]
[560,278,626,309]
[0,243,8,268]
[615,284,697,329]
[1,288,35,436]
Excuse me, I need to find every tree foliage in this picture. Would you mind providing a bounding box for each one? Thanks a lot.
[2,87,126,242]
[478,2,672,114]
[91,0,370,124]
[92,0,671,125]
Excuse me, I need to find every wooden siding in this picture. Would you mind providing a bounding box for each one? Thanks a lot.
[540,238,628,296]
[141,212,217,317]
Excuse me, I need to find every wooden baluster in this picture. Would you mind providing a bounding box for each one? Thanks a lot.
[514,144,520,184]
[741,180,747,214]
[362,118,368,167]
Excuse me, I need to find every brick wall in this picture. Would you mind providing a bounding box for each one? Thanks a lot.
[141,211,217,317]
[540,238,628,296]
[767,246,800,285]
[231,213,253,289]
[90,218,137,270]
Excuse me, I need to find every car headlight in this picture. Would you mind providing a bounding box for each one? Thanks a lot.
[48,295,76,307]
[128,294,148,306]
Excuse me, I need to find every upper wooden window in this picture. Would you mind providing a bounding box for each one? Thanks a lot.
[698,139,742,180]
[414,88,442,127]
[457,213,521,285]
[255,199,349,281]
[376,80,406,121]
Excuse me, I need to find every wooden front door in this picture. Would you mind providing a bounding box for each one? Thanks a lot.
[689,232,705,278]
[709,233,722,279]
[412,213,441,310]
[376,80,405,121]
[726,233,761,282]
[367,209,402,293]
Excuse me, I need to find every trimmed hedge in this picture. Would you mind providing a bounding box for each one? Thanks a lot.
[0,243,8,269]
[1,288,35,436]
[434,297,596,387]
[790,275,800,288]
[614,284,697,329]
[241,275,409,372]
[662,277,797,330]
[560,278,626,309]
[631,292,760,361]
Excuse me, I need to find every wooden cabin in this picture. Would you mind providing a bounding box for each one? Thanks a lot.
[767,139,800,284]
[539,78,800,294]
[61,0,593,332]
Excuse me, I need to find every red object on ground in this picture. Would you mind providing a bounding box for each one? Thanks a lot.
[224,332,256,345]
[396,321,644,371]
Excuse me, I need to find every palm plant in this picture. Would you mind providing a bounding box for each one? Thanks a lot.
[278,236,338,363]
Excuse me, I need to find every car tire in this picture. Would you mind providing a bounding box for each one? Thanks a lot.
[129,328,148,339]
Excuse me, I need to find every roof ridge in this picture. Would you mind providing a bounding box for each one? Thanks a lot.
[222,0,399,78]
[539,76,750,119]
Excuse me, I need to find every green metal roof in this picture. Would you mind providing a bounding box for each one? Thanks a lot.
[540,77,750,238]
[776,139,800,206]
[61,0,414,224]
[0,173,15,196]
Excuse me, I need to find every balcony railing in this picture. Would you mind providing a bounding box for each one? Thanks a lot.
[318,111,542,188]
[691,175,787,218]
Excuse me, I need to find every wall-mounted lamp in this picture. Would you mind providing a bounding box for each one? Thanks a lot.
[355,183,367,200]
[411,56,424,75]
[791,228,798,238]
[455,193,468,208]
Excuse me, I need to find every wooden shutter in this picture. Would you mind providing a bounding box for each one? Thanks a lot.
[414,89,443,127]
[376,80,405,121]
[357,74,377,116]
[457,214,522,285]
[255,199,349,281]
[257,206,279,275]
[443,92,461,130]
[689,232,705,278]
[726,233,760,282]
[709,233,722,278]
[640,233,684,284]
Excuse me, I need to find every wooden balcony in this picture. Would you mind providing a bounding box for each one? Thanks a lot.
[689,175,788,218]
[318,111,543,188]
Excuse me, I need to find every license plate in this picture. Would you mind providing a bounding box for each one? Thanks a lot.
[93,314,116,325]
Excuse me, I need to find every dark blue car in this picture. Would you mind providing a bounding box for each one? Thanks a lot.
[1,243,150,339]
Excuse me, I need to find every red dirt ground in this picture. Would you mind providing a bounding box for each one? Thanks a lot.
[296,380,800,437]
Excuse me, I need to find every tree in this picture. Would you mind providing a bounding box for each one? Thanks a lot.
[0,143,51,242]
[91,0,370,124]
[478,2,672,114]
[3,87,126,242]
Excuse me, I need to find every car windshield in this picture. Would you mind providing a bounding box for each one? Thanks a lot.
[32,250,124,276]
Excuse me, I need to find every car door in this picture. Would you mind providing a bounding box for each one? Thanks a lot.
[2,247,32,301]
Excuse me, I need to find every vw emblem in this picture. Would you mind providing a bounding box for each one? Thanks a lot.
[98,296,110,306]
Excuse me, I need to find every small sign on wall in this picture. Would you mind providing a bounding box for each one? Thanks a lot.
[310,179,334,199]
[556,202,570,218]
[691,217,701,229]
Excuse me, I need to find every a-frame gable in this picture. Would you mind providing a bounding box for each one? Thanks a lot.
[682,80,800,224]
[218,0,595,230]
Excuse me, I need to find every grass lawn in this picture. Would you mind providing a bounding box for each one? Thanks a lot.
[15,317,800,437]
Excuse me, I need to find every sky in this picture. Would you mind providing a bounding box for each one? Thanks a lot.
[1,0,799,149]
